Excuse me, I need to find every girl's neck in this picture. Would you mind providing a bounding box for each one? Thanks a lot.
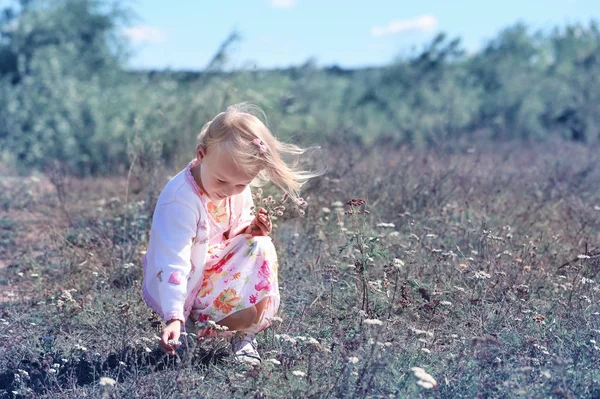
[191,163,224,206]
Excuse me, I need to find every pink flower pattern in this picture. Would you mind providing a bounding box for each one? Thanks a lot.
[168,271,183,285]
[188,190,279,333]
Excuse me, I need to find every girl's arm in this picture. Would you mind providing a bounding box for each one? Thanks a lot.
[150,200,198,323]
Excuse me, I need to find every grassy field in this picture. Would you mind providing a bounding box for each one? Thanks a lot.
[0,141,599,398]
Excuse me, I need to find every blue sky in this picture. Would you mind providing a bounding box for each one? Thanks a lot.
[122,0,599,70]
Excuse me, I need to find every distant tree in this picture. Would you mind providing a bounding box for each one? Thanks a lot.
[543,22,600,142]
[0,0,126,82]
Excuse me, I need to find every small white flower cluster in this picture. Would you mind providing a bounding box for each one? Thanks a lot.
[17,369,30,380]
[99,377,116,387]
[533,343,551,356]
[363,318,384,326]
[292,370,306,377]
[74,343,88,352]
[411,366,437,389]
[393,258,404,269]
[56,289,78,310]
[473,270,491,280]
[376,222,395,228]
[274,333,319,345]
[195,319,229,332]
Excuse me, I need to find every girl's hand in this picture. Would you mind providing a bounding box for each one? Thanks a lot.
[160,319,181,356]
[244,208,272,236]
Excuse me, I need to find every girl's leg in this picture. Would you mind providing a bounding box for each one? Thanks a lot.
[218,306,257,331]
[254,297,270,324]
[217,297,272,331]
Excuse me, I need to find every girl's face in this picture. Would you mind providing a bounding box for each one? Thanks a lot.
[196,145,257,202]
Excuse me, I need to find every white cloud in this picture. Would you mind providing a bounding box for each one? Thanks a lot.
[269,0,297,8]
[371,15,438,37]
[123,25,166,45]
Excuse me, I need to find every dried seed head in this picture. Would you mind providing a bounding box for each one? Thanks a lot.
[347,198,366,207]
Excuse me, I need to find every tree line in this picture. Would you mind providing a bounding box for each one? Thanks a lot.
[1,0,599,175]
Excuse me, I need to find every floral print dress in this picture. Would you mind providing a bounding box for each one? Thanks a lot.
[188,189,280,334]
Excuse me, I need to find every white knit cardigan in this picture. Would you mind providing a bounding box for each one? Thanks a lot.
[141,161,255,323]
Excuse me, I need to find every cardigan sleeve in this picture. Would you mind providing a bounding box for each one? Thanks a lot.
[150,200,198,323]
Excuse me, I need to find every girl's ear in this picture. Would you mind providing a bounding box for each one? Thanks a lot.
[196,145,207,162]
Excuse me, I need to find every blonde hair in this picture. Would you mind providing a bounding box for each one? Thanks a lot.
[196,103,318,199]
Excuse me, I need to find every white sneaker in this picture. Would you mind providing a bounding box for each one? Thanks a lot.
[231,332,261,366]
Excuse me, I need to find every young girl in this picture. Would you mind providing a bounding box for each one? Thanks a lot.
[141,103,314,365]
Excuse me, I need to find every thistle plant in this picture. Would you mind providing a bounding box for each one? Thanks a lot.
[338,198,385,315]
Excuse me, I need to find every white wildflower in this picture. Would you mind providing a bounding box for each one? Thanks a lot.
[144,347,152,353]
[417,380,435,389]
[267,358,281,365]
[292,370,306,377]
[440,301,452,306]
[393,258,404,268]
[473,271,491,279]
[541,370,551,379]
[275,334,297,344]
[99,377,116,387]
[411,366,437,388]
[376,222,395,228]
[322,207,331,214]
[306,337,319,345]
[48,369,57,374]
[421,348,431,354]
[389,231,400,238]
[266,316,283,323]
[347,356,359,364]
[363,318,383,326]
[331,201,344,208]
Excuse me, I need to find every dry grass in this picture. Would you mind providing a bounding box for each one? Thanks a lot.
[1,141,599,398]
